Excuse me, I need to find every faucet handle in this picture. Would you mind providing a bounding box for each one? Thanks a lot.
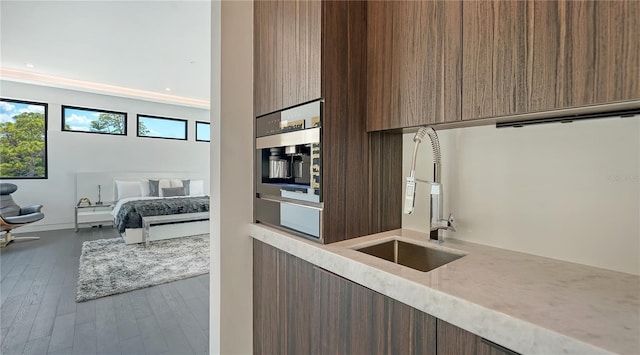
[404,177,417,214]
[447,213,456,232]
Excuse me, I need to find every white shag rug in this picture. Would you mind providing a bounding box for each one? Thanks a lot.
[76,234,209,302]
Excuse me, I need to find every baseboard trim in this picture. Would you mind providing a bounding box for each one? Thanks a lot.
[11,223,76,233]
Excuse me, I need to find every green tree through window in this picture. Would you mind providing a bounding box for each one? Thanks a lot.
[0,99,47,178]
[90,113,125,133]
[62,106,127,135]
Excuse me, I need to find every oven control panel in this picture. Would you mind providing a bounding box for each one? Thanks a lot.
[256,100,322,137]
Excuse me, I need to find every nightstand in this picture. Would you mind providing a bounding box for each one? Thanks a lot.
[75,203,114,232]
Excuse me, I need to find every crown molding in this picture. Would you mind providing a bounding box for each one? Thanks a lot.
[0,67,210,109]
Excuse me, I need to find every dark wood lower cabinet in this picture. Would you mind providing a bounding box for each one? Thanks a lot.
[437,319,477,355]
[253,240,314,355]
[437,320,520,355]
[253,239,280,354]
[254,240,518,355]
[313,267,437,355]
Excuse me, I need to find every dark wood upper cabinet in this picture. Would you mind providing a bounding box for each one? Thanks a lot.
[592,1,639,104]
[254,0,321,117]
[367,1,463,131]
[461,0,527,120]
[253,0,280,118]
[254,0,402,244]
[462,0,640,120]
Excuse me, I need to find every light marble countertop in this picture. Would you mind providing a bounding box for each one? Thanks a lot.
[249,224,640,355]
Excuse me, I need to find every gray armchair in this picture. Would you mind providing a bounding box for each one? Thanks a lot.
[0,183,44,248]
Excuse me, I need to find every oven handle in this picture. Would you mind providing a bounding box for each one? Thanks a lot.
[257,194,324,211]
[256,127,320,149]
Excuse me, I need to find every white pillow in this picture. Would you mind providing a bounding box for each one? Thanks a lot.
[140,180,150,196]
[115,180,142,200]
[170,179,184,187]
[190,180,205,195]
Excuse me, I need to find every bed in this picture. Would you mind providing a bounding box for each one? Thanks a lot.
[113,195,210,244]
[76,172,210,245]
[111,178,209,244]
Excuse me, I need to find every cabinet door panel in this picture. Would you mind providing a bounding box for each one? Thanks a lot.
[593,0,640,104]
[312,267,436,355]
[321,0,372,242]
[462,0,640,120]
[462,0,528,119]
[281,0,321,111]
[283,252,313,354]
[437,319,520,355]
[254,0,321,116]
[254,0,282,116]
[477,338,521,355]
[253,240,314,355]
[252,240,281,354]
[388,297,437,354]
[367,0,462,131]
[312,266,376,354]
[437,319,477,355]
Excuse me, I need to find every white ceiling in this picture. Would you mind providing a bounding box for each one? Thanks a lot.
[0,0,211,108]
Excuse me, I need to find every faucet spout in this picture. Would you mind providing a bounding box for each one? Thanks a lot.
[406,126,455,243]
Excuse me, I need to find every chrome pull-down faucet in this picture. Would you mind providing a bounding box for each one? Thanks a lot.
[404,126,455,243]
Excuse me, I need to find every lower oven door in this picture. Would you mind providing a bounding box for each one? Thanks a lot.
[254,192,322,241]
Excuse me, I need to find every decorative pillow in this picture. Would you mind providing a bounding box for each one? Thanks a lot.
[148,180,160,197]
[161,187,186,197]
[115,180,142,200]
[158,179,172,196]
[170,179,183,187]
[190,180,205,195]
[181,179,191,195]
[140,180,151,196]
[149,179,171,197]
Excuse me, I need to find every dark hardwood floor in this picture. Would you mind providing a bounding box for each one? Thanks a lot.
[0,227,209,355]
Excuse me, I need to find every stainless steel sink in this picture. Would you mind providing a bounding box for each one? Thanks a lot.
[355,239,463,272]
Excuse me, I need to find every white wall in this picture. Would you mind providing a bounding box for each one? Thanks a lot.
[403,116,640,275]
[0,80,210,231]
[210,1,254,354]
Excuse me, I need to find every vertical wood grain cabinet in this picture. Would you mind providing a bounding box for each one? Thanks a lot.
[366,0,639,129]
[254,0,402,244]
[313,267,437,355]
[254,0,321,117]
[253,240,314,354]
[367,1,463,131]
[253,240,437,355]
[462,0,640,120]
[437,320,520,355]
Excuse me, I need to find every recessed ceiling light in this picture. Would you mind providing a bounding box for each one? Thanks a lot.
[165,87,171,92]
[25,63,35,68]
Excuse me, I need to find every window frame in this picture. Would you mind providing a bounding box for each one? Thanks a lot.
[195,121,210,142]
[0,98,48,179]
[136,114,188,141]
[61,105,128,136]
